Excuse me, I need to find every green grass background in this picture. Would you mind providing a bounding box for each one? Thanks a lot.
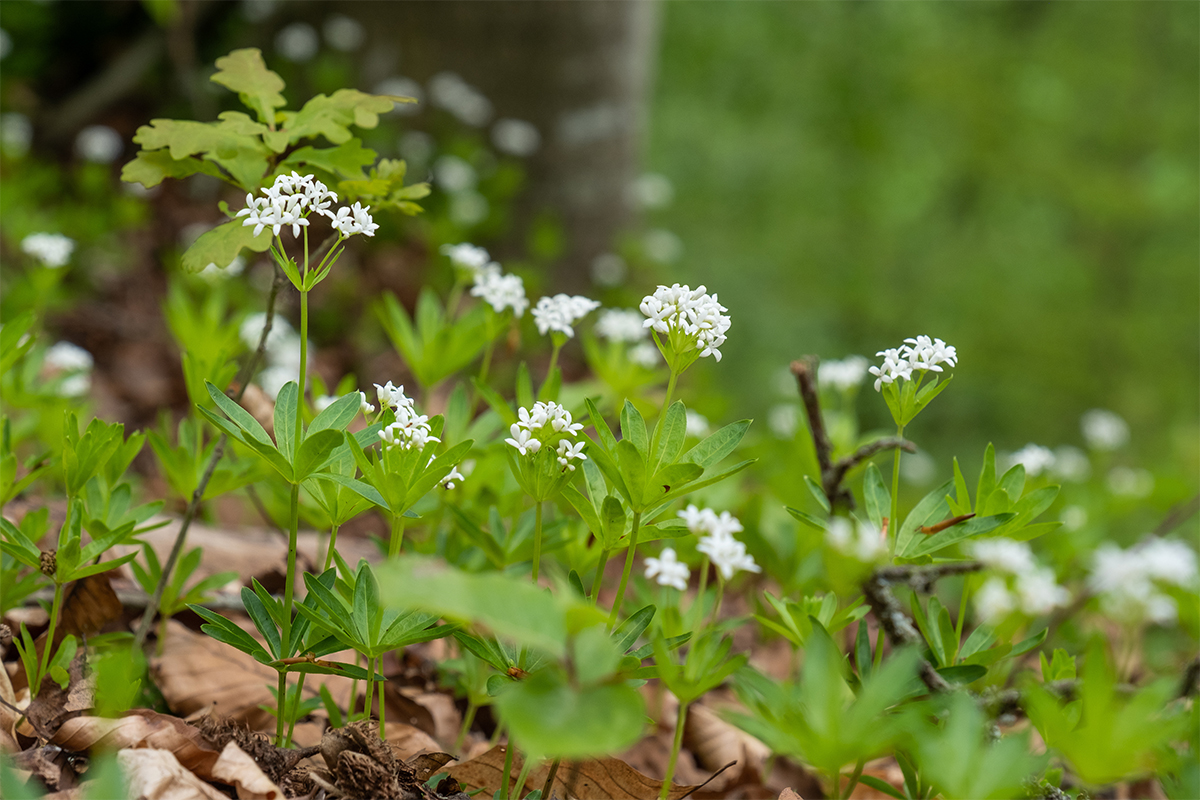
[646,2,1198,473]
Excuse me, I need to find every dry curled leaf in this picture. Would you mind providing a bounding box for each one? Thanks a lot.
[116,748,228,800]
[447,745,700,800]
[52,709,221,779]
[779,788,804,800]
[686,701,770,789]
[210,741,285,800]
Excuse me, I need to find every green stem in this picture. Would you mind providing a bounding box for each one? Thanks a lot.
[607,511,642,631]
[648,368,679,462]
[296,290,308,453]
[321,523,340,573]
[512,749,536,799]
[543,341,562,395]
[471,338,495,415]
[275,671,287,746]
[447,277,467,319]
[282,483,299,654]
[842,758,866,799]
[349,651,362,720]
[378,662,387,740]
[499,737,515,800]
[693,556,710,626]
[389,513,406,559]
[890,424,905,544]
[590,547,610,605]
[708,574,725,628]
[955,573,971,644]
[285,671,306,748]
[532,501,544,583]
[364,654,376,724]
[454,701,477,754]
[660,701,689,800]
[35,582,64,695]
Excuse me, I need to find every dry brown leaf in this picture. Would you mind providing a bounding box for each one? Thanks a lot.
[116,748,228,800]
[447,745,700,800]
[0,653,18,741]
[210,741,285,800]
[398,688,459,746]
[685,702,771,788]
[779,788,803,800]
[845,758,906,799]
[51,709,221,779]
[12,745,75,793]
[59,573,123,641]
[386,719,443,761]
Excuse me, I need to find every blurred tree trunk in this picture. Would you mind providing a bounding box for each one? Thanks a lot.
[344,0,660,287]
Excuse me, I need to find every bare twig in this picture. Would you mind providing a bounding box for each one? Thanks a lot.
[862,564,982,693]
[1180,656,1200,699]
[1154,493,1199,537]
[132,265,285,649]
[791,358,914,511]
[540,757,562,800]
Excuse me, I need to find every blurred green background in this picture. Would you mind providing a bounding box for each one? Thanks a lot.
[1,0,1196,481]
[647,2,1198,475]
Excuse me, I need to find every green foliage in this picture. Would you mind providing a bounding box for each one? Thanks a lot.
[1024,641,1188,786]
[121,47,428,272]
[377,289,487,391]
[755,591,869,650]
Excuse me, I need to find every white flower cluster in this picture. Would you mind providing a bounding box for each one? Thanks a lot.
[503,402,587,470]
[970,538,1070,623]
[21,233,75,268]
[825,517,888,563]
[818,355,869,392]
[239,313,310,398]
[531,294,600,338]
[43,341,93,397]
[1006,444,1057,477]
[440,242,492,275]
[1089,538,1197,624]
[1081,409,1129,451]
[680,505,760,580]
[639,284,731,362]
[628,342,660,368]
[471,269,529,317]
[645,547,690,591]
[375,381,439,451]
[595,309,649,344]
[237,172,378,239]
[869,335,957,392]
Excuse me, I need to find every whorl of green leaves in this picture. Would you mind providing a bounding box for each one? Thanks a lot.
[120,48,430,273]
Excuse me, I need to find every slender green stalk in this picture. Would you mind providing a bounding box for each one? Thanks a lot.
[890,424,905,542]
[281,483,300,654]
[378,665,387,740]
[499,738,516,800]
[531,501,544,583]
[842,758,866,799]
[647,368,679,461]
[545,341,562,387]
[275,671,287,745]
[364,655,377,723]
[389,513,407,559]
[296,291,308,452]
[321,523,340,573]
[607,511,642,631]
[349,651,362,720]
[660,701,689,800]
[470,338,495,415]
[589,547,610,605]
[446,276,467,319]
[693,556,710,625]
[454,701,477,754]
[955,574,971,643]
[708,575,725,627]
[512,750,536,799]
[285,671,306,748]
[35,582,64,695]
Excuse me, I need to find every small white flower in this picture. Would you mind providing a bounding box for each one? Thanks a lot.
[824,517,888,562]
[684,410,710,438]
[44,341,93,373]
[1081,409,1129,451]
[532,294,601,338]
[595,309,649,343]
[644,548,690,591]
[971,539,1036,575]
[504,425,541,456]
[1015,568,1070,616]
[698,531,760,580]
[975,577,1016,624]
[440,464,466,490]
[74,124,123,164]
[349,202,379,237]
[21,233,76,268]
[639,284,731,362]
[1007,444,1056,477]
[556,439,587,471]
[818,355,870,392]
[869,348,913,392]
[471,270,528,317]
[1138,538,1199,587]
[58,373,91,398]
[314,394,337,412]
[1088,538,1196,624]
[628,342,660,368]
[869,336,957,392]
[357,391,375,415]
[441,242,492,273]
[374,381,414,412]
